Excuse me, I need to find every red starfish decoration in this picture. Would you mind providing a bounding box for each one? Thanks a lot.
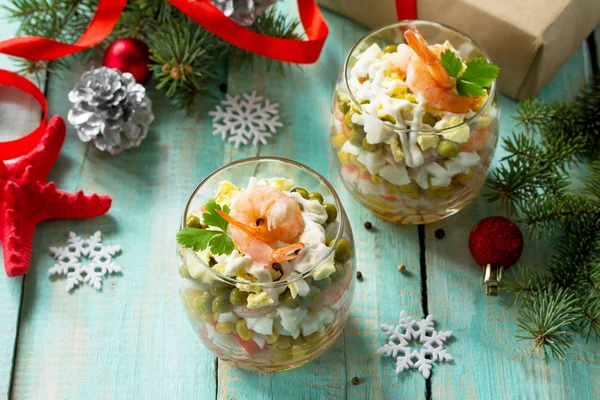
[1,116,112,277]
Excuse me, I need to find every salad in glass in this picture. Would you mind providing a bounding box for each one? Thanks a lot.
[331,21,500,224]
[176,158,355,371]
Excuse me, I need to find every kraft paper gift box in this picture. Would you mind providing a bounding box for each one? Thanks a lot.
[317,0,600,99]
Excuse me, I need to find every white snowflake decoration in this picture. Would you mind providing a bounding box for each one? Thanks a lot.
[209,91,283,148]
[48,231,122,292]
[378,311,453,379]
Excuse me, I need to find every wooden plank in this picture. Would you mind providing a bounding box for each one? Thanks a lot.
[424,38,600,399]
[0,12,47,400]
[216,6,425,399]
[10,72,219,398]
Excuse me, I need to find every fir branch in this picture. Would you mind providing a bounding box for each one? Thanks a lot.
[516,285,580,360]
[493,73,600,359]
[3,0,97,79]
[227,7,302,74]
[548,219,600,291]
[519,195,597,236]
[580,296,600,342]
[149,18,225,107]
[502,266,547,306]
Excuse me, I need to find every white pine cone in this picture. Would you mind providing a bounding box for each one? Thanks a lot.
[67,67,154,155]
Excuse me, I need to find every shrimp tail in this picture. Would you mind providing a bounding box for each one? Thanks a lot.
[215,209,259,237]
[404,28,452,90]
[271,242,305,263]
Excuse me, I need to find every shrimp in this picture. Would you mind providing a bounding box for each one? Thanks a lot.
[216,184,305,266]
[403,28,472,114]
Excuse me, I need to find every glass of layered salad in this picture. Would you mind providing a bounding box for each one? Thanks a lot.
[331,21,500,224]
[176,157,355,371]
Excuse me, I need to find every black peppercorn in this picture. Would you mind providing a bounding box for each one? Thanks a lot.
[356,271,363,280]
[364,221,372,230]
[351,376,359,385]
[435,229,445,239]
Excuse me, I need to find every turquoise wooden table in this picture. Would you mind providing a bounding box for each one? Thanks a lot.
[0,2,599,399]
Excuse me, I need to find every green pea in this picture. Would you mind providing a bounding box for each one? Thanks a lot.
[280,290,300,309]
[334,239,352,263]
[313,276,332,290]
[291,335,306,346]
[291,187,309,199]
[200,312,214,324]
[186,214,202,228]
[344,110,355,129]
[349,128,365,147]
[422,112,437,127]
[212,296,231,313]
[215,321,234,334]
[305,332,321,345]
[437,139,459,158]
[308,192,324,204]
[230,288,249,306]
[210,286,231,298]
[324,203,338,224]
[275,348,294,362]
[383,44,397,53]
[380,114,396,124]
[291,345,306,359]
[297,202,304,212]
[330,263,346,283]
[236,320,254,341]
[338,99,350,115]
[328,239,335,247]
[276,335,292,349]
[362,137,380,152]
[297,286,321,306]
[194,292,214,313]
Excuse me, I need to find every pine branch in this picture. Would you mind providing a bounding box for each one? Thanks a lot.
[515,285,580,360]
[148,17,225,107]
[227,7,302,74]
[580,296,600,342]
[519,195,597,236]
[492,73,600,359]
[502,266,548,306]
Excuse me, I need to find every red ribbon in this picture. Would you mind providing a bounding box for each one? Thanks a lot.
[395,0,418,21]
[0,70,47,160]
[170,0,329,64]
[0,0,127,60]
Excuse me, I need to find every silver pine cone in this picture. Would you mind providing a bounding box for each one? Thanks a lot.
[68,67,154,155]
[210,0,276,25]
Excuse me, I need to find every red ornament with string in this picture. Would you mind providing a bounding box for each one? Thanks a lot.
[103,38,152,84]
[469,216,524,295]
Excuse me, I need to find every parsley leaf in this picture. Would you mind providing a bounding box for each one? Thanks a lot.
[202,199,230,232]
[457,80,487,97]
[440,50,462,78]
[459,58,500,88]
[176,227,220,252]
[207,233,235,256]
[176,200,235,256]
[440,51,500,98]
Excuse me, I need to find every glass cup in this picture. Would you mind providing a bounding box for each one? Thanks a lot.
[330,20,500,224]
[176,157,356,371]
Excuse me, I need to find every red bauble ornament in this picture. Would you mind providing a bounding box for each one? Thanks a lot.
[103,38,152,84]
[469,216,524,295]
